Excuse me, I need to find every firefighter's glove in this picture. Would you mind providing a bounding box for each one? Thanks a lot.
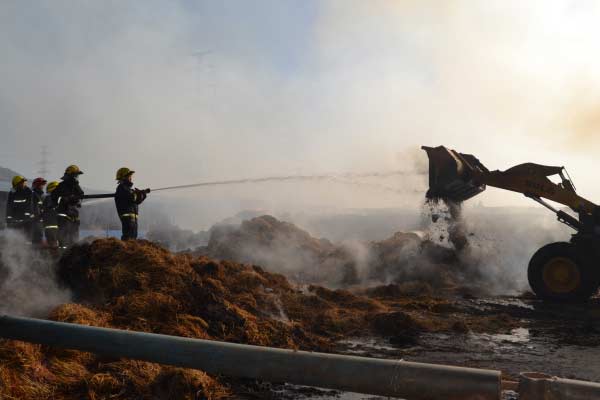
[134,188,147,203]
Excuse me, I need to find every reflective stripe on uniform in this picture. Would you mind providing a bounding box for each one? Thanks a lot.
[45,225,59,229]
[120,213,138,219]
[57,213,73,221]
[13,199,27,203]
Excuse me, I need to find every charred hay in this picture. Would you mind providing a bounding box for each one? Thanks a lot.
[0,235,518,399]
[0,239,389,399]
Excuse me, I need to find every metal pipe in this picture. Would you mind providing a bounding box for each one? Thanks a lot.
[519,372,600,400]
[0,315,501,400]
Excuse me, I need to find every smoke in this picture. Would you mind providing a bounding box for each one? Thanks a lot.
[0,230,71,316]
[558,89,600,148]
[422,200,572,295]
[314,1,600,203]
[146,223,210,252]
[456,206,571,294]
[0,2,592,297]
[5,1,600,223]
[195,204,572,296]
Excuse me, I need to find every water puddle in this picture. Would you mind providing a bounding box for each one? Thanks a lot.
[338,337,400,355]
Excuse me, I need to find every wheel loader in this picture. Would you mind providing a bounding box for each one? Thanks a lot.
[422,145,600,302]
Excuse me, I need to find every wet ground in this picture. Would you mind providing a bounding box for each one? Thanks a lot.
[239,295,600,399]
[338,296,600,381]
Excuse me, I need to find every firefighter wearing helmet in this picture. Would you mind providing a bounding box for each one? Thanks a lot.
[31,177,47,245]
[42,181,60,248]
[114,167,150,240]
[51,165,85,248]
[5,175,34,238]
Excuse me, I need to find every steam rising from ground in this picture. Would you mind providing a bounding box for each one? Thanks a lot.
[0,230,71,316]
[0,200,572,321]
[418,201,571,294]
[457,206,571,294]
[194,205,571,296]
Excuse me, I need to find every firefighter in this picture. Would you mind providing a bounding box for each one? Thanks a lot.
[114,167,150,240]
[51,165,85,248]
[31,177,47,245]
[5,175,34,238]
[42,181,60,248]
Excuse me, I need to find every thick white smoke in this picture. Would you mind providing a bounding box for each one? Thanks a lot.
[0,230,71,316]
[457,206,572,294]
[5,1,600,229]
[196,203,573,296]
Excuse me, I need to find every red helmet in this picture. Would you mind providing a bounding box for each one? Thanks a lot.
[32,177,47,188]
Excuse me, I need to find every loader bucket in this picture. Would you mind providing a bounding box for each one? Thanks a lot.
[421,146,488,202]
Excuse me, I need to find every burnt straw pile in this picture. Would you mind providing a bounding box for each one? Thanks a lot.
[0,236,517,399]
[0,238,388,399]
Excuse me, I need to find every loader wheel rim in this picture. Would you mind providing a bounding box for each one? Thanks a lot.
[542,257,581,294]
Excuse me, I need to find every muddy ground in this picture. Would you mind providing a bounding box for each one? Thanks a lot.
[234,294,600,399]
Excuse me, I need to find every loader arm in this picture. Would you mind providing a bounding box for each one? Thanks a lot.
[422,146,598,230]
[470,162,596,215]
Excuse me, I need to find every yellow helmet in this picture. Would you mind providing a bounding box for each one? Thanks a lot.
[65,165,83,175]
[46,181,60,193]
[116,167,135,180]
[11,175,27,188]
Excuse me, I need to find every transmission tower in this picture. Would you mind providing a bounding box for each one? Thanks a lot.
[37,145,50,177]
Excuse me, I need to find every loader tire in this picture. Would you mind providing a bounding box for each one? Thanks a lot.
[528,242,599,302]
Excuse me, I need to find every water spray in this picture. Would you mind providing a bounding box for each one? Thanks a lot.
[82,170,425,200]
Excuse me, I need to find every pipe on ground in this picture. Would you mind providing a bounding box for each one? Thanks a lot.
[0,315,501,400]
[519,372,600,400]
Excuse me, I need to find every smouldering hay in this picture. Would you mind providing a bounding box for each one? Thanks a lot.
[0,340,56,400]
[49,303,112,327]
[56,238,383,349]
[0,239,397,399]
[0,338,230,400]
[86,373,122,400]
[0,238,518,399]
[150,368,230,400]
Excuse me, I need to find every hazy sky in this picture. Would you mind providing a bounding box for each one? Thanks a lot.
[2,1,600,210]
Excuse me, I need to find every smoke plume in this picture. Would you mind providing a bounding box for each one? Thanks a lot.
[0,230,71,316]
[193,204,573,296]
[5,1,600,224]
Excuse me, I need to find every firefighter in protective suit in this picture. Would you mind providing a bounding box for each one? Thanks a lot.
[52,165,85,248]
[5,176,34,237]
[42,181,60,248]
[114,167,150,240]
[31,177,47,245]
